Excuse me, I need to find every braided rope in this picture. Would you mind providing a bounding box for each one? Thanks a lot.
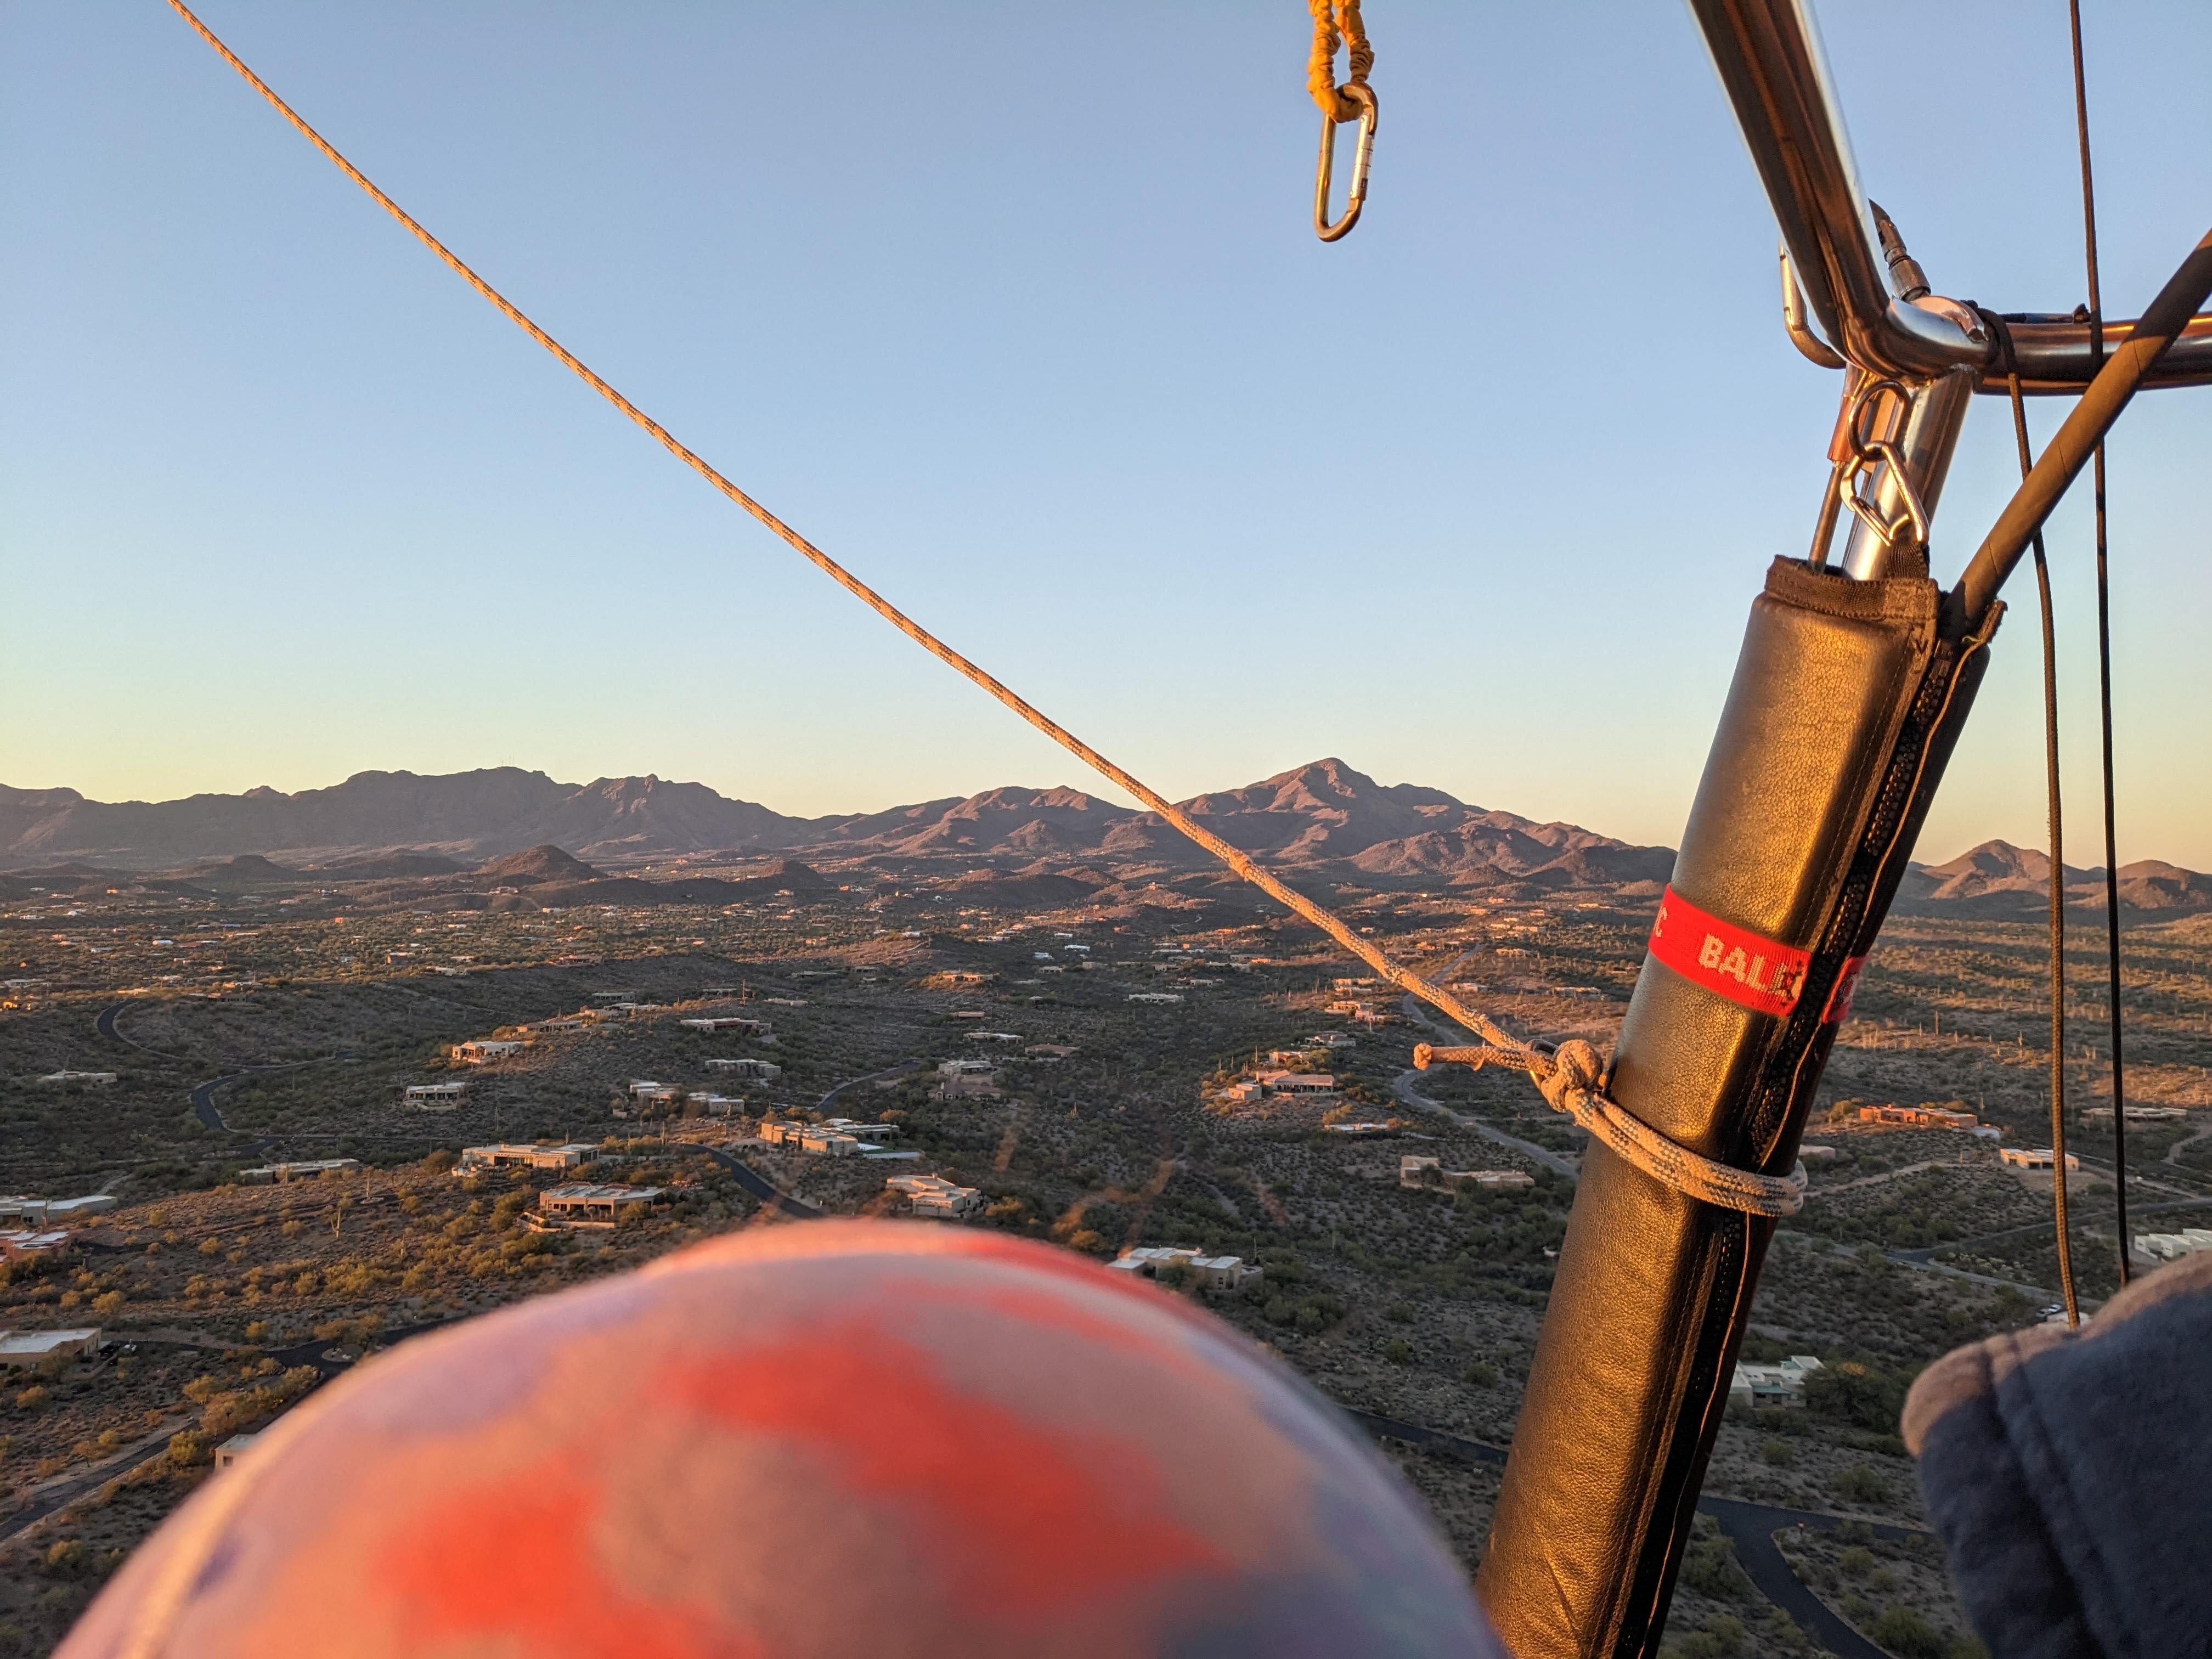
[1416,1040,1810,1217]
[168,0,1799,1220]
[1307,0,1373,122]
[165,0,1531,1066]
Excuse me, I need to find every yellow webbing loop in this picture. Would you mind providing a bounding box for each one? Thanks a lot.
[1307,0,1373,121]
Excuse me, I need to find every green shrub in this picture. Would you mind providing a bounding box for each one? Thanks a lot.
[1869,1605,1946,1659]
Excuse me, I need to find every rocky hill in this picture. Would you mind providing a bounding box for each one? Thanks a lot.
[0,770,815,868]
[1891,840,2212,918]
[6,760,2203,917]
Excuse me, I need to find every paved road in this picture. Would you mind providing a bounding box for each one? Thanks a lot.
[0,1417,195,1546]
[95,999,168,1054]
[697,1146,823,1220]
[1391,1069,1582,1180]
[816,1061,917,1115]
[1889,1194,2212,1266]
[1341,1409,1923,1658]
[187,1056,345,1148]
[1703,1498,1916,1659]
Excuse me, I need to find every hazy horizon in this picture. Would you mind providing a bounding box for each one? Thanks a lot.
[5,3,2208,865]
[3,753,2199,873]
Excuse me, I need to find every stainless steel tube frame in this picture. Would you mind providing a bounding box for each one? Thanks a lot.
[1691,0,2212,391]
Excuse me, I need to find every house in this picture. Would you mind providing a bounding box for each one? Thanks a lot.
[1025,1044,1080,1059]
[938,1059,996,1077]
[532,1014,592,1033]
[1859,1103,1980,1131]
[453,1040,523,1065]
[537,1183,664,1227]
[239,1158,363,1184]
[0,1195,117,1225]
[2134,1228,2212,1266]
[37,1070,117,1086]
[1399,1156,1534,1192]
[2085,1105,2188,1125]
[2000,1148,2081,1171]
[680,1017,772,1036]
[403,1082,469,1110]
[705,1058,782,1080]
[1264,1073,1338,1096]
[628,1080,684,1108]
[946,1010,989,1023]
[1322,1121,1395,1136]
[1267,1048,1321,1067]
[1217,1081,1267,1107]
[687,1092,744,1116]
[885,1175,984,1219]
[1729,1355,1825,1409]
[1106,1246,1262,1293]
[965,1031,1024,1045]
[799,1128,861,1156]
[0,1231,72,1260]
[1323,1000,1370,1018]
[822,1118,900,1140]
[1306,1032,1357,1049]
[455,1143,597,1175]
[214,1432,261,1471]
[0,1328,103,1366]
[761,997,807,1008]
[938,1071,1002,1101]
[1127,992,1184,1005]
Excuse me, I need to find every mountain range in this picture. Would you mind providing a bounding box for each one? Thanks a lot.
[2,760,2203,916]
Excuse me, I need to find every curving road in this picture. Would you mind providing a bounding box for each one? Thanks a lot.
[697,1145,822,1220]
[815,1060,918,1115]
[1341,1408,1924,1658]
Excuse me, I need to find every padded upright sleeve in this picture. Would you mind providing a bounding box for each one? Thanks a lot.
[1475,560,1994,1658]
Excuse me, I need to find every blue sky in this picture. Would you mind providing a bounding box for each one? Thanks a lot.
[4,2,2208,866]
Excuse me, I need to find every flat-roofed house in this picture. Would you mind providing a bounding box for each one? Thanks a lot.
[885,1175,983,1219]
[240,1158,363,1184]
[537,1184,664,1227]
[705,1058,782,1080]
[403,1082,469,1110]
[0,1328,103,1366]
[1400,1155,1535,1193]
[453,1040,523,1065]
[456,1143,598,1175]
[0,1230,72,1260]
[1106,1246,1262,1293]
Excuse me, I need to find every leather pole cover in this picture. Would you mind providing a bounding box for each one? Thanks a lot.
[1475,559,1996,1657]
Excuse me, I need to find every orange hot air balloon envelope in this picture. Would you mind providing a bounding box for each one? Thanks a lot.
[61,1222,1503,1658]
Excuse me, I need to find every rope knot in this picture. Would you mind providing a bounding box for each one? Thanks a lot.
[1537,1038,1605,1114]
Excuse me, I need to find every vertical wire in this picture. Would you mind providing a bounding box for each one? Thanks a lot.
[1980,307,2081,1329]
[2069,0,2131,1287]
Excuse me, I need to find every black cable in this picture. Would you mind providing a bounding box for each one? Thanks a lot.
[2069,0,2131,1287]
[1977,308,2079,1328]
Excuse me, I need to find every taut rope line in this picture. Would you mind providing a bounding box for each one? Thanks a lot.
[165,2,1805,1216]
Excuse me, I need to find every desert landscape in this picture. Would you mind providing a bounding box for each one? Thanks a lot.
[2,759,2205,1655]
